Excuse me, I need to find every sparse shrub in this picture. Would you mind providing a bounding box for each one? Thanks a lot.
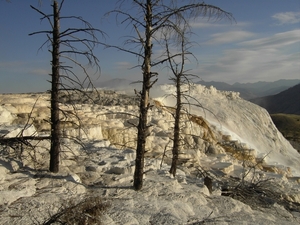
[42,196,110,225]
[220,144,300,215]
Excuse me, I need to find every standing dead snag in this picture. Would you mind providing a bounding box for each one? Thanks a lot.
[107,0,159,191]
[134,0,155,191]
[29,0,105,173]
[108,0,233,190]
[165,31,188,177]
[163,4,233,178]
[164,27,199,177]
[50,0,60,173]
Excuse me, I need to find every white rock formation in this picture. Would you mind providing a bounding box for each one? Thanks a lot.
[0,84,299,224]
[153,84,300,176]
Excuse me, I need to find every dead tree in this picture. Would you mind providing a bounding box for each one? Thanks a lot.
[164,12,233,177]
[108,0,233,190]
[29,0,104,173]
[165,34,212,177]
[164,28,197,177]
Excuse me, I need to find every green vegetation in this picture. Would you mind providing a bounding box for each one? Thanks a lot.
[271,114,300,152]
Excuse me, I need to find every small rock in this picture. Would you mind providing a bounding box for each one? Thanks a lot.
[66,173,81,183]
[86,165,97,172]
[10,160,22,172]
[212,162,234,174]
[204,176,213,194]
[206,145,218,154]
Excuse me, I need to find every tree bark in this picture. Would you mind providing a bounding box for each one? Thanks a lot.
[169,74,181,177]
[133,0,152,191]
[49,0,60,173]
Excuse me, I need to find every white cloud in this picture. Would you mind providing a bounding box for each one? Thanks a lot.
[240,29,300,49]
[194,29,300,83]
[196,48,299,83]
[205,31,255,45]
[190,21,226,29]
[115,61,133,69]
[190,20,249,29]
[0,61,49,76]
[272,11,300,25]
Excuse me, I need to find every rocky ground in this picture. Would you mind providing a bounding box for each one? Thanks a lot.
[0,86,300,224]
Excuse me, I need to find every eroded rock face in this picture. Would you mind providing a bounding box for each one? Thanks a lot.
[0,87,298,178]
[0,88,299,181]
[0,124,37,138]
[0,87,300,224]
[0,105,15,125]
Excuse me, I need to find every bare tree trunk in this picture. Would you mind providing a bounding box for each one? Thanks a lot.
[30,0,103,173]
[109,0,233,189]
[49,0,60,173]
[133,0,152,191]
[169,74,181,176]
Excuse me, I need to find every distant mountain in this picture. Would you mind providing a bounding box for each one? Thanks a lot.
[249,83,300,115]
[232,79,300,97]
[93,78,300,101]
[197,79,300,100]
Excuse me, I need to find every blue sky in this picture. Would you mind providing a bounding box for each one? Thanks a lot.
[0,0,299,93]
